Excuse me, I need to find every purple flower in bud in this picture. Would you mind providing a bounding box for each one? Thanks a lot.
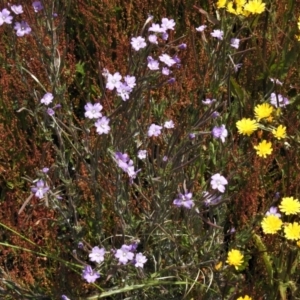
[178,43,187,50]
[167,77,176,84]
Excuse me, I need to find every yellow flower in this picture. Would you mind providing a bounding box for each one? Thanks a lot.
[226,1,244,15]
[261,215,283,234]
[244,0,266,14]
[237,296,252,300]
[279,197,300,215]
[217,0,227,8]
[215,261,223,270]
[254,103,273,121]
[284,222,300,240]
[297,240,300,247]
[272,125,287,140]
[298,16,300,30]
[226,249,244,270]
[236,118,259,136]
[254,140,273,158]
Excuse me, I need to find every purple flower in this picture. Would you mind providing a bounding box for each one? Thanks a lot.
[161,18,175,31]
[189,133,196,139]
[270,93,289,108]
[148,23,165,33]
[212,124,228,143]
[137,150,147,160]
[162,67,171,76]
[147,56,160,70]
[84,102,103,119]
[89,246,106,263]
[148,34,158,44]
[266,206,281,218]
[233,63,242,72]
[14,21,31,36]
[270,78,283,86]
[167,77,176,84]
[124,75,136,89]
[40,92,53,105]
[230,38,240,49]
[82,265,100,283]
[162,156,168,162]
[196,25,207,32]
[126,165,141,182]
[134,253,147,268]
[178,43,187,50]
[211,173,228,193]
[47,108,55,116]
[78,241,84,249]
[32,1,43,12]
[202,191,222,206]
[106,72,122,90]
[128,242,138,252]
[42,167,49,173]
[115,245,134,264]
[159,54,176,67]
[0,9,13,25]
[173,192,194,209]
[131,36,147,51]
[31,180,49,199]
[202,98,216,105]
[173,55,181,64]
[61,296,70,300]
[116,83,132,101]
[11,5,23,15]
[210,29,224,40]
[95,116,110,135]
[115,152,131,172]
[148,124,163,137]
[162,32,169,40]
[164,120,175,129]
[212,111,220,118]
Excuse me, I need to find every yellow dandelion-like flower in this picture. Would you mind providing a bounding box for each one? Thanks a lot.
[261,215,282,234]
[298,16,300,30]
[216,0,227,8]
[236,118,259,136]
[244,0,266,14]
[284,222,300,240]
[237,296,252,300]
[279,197,300,215]
[254,103,273,121]
[272,125,287,140]
[226,2,239,15]
[254,140,273,158]
[297,240,300,247]
[226,249,244,270]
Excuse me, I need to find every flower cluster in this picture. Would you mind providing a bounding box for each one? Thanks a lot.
[104,71,136,101]
[217,0,266,16]
[236,93,289,158]
[84,101,111,135]
[82,242,147,283]
[39,92,61,116]
[131,17,184,79]
[115,152,140,183]
[262,197,300,242]
[115,244,147,268]
[0,3,44,37]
